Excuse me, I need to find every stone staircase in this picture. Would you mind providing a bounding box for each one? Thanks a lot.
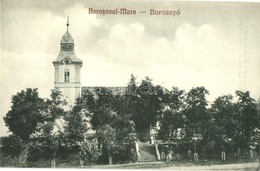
[137,141,157,162]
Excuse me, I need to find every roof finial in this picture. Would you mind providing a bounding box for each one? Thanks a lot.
[66,16,69,32]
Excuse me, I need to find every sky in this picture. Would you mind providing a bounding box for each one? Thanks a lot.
[1,0,260,136]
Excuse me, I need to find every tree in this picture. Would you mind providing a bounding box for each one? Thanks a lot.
[204,95,237,159]
[158,87,185,142]
[28,89,68,163]
[182,86,209,158]
[46,88,67,121]
[81,84,137,164]
[91,106,117,130]
[87,89,117,130]
[4,88,46,142]
[184,87,209,138]
[235,91,258,150]
[114,112,135,142]
[129,76,165,137]
[210,95,238,138]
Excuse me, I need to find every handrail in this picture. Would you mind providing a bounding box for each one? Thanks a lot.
[154,138,161,161]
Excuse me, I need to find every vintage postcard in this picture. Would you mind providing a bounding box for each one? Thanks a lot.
[0,0,259,169]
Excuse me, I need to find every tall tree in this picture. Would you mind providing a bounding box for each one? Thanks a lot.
[82,87,135,163]
[158,87,185,141]
[184,87,209,139]
[29,89,68,162]
[87,89,117,130]
[203,95,237,158]
[210,95,238,138]
[4,88,45,142]
[235,91,258,149]
[130,76,165,136]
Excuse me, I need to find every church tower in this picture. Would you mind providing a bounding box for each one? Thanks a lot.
[52,17,83,106]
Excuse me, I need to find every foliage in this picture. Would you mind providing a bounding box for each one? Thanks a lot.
[114,113,135,142]
[235,91,258,149]
[96,125,116,156]
[130,76,165,135]
[29,89,67,161]
[202,95,237,155]
[3,78,259,165]
[111,143,136,163]
[4,88,46,142]
[63,103,91,146]
[0,155,20,167]
[158,87,185,141]
[184,87,209,139]
[78,138,102,165]
[0,135,22,157]
[17,144,29,167]
[82,83,137,164]
[91,107,117,130]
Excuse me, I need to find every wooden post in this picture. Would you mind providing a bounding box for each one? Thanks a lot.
[80,159,84,168]
[51,159,56,168]
[221,151,226,161]
[238,148,241,156]
[193,142,198,161]
[109,157,112,165]
[194,153,198,162]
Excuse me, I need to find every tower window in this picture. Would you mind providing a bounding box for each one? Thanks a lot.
[64,59,71,65]
[65,69,70,82]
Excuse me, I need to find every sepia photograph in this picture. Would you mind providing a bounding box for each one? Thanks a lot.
[0,0,260,169]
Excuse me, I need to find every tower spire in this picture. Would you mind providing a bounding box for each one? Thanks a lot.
[66,16,69,32]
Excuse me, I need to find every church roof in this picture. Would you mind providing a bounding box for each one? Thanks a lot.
[82,86,170,97]
[52,29,82,64]
[60,31,74,44]
[82,87,127,96]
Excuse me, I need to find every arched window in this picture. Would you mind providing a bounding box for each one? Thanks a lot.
[64,69,70,82]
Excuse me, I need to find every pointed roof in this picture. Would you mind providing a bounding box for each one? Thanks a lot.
[53,17,82,65]
[60,31,74,44]
[61,16,74,43]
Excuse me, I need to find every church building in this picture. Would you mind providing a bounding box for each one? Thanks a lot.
[52,18,126,105]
